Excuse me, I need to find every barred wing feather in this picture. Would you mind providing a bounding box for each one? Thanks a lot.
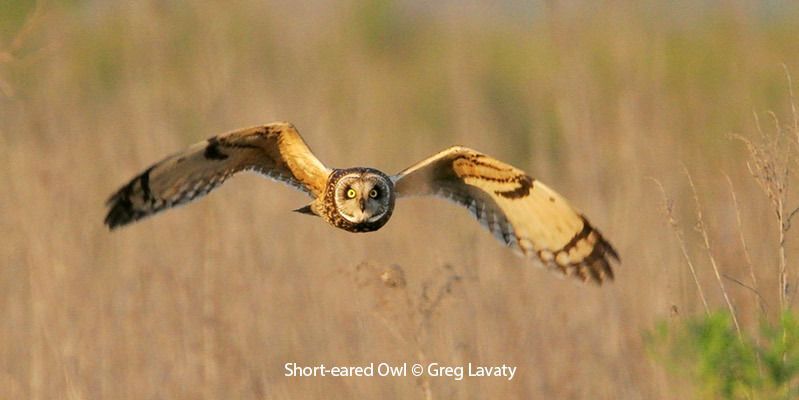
[393,146,618,284]
[104,122,330,229]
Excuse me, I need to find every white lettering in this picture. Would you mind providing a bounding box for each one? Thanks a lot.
[378,362,406,376]
[468,363,517,380]
[427,363,464,381]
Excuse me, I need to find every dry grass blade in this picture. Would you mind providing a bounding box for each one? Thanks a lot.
[784,64,799,143]
[353,262,464,400]
[724,173,765,315]
[722,273,768,315]
[8,2,799,398]
[648,177,710,315]
[735,110,798,311]
[683,167,742,339]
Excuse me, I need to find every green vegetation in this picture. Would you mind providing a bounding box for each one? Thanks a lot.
[3,0,799,398]
[646,67,799,399]
[648,312,799,399]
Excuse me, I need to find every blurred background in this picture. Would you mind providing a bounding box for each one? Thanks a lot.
[2,0,799,398]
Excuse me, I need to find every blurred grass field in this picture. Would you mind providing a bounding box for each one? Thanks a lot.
[2,0,799,398]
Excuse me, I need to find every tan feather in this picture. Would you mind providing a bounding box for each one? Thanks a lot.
[105,122,330,229]
[393,146,618,284]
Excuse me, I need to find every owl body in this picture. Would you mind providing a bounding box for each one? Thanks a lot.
[105,122,619,284]
[307,167,395,233]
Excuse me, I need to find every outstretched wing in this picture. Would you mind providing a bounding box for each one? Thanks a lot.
[105,122,330,229]
[393,146,618,284]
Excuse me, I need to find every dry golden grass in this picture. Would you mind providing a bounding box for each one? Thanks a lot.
[2,1,799,398]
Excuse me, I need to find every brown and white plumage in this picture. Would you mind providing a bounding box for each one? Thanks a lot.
[105,122,330,228]
[106,122,618,284]
[392,146,618,283]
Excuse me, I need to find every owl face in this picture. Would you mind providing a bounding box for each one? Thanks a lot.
[333,171,392,224]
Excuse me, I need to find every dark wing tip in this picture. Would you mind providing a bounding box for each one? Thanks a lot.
[556,218,619,285]
[551,233,618,285]
[104,177,150,230]
[585,236,619,285]
[603,238,620,263]
[104,190,137,230]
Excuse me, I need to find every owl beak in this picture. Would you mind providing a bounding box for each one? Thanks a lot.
[358,198,366,212]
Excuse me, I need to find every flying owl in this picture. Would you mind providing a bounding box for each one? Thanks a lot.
[105,122,619,283]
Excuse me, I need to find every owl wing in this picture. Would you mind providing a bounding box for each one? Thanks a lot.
[392,146,618,284]
[105,122,331,229]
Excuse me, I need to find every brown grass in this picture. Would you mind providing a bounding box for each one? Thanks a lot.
[2,1,799,398]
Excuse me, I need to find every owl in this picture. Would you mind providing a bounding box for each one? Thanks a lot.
[105,122,619,283]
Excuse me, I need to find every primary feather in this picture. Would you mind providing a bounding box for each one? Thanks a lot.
[105,123,619,284]
[392,146,618,284]
[105,122,330,229]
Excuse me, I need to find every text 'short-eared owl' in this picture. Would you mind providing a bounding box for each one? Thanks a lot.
[105,122,619,284]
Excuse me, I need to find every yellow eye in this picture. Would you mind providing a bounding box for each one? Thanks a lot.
[346,188,357,199]
[369,189,379,198]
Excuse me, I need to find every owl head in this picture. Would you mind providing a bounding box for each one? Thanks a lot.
[333,168,394,225]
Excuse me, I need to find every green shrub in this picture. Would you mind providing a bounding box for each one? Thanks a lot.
[647,311,799,399]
